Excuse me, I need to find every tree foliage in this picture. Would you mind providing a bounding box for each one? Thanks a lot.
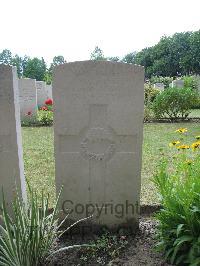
[0,49,12,65]
[0,30,199,81]
[23,57,47,81]
[134,31,200,77]
[121,52,136,64]
[107,56,120,62]
[0,50,66,82]
[46,55,67,83]
[49,55,66,73]
[90,46,105,60]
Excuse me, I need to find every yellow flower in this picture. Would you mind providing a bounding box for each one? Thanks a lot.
[175,128,188,133]
[185,159,193,165]
[169,141,180,147]
[191,141,200,150]
[195,135,200,140]
[177,144,190,150]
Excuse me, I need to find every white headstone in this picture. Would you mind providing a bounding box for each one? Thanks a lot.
[45,84,53,100]
[153,82,164,91]
[36,81,47,107]
[172,80,184,88]
[18,78,37,121]
[53,61,144,230]
[0,65,26,213]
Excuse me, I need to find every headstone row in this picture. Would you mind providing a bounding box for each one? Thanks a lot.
[169,79,184,88]
[19,78,38,120]
[153,82,164,90]
[0,61,144,230]
[18,78,52,121]
[153,79,185,91]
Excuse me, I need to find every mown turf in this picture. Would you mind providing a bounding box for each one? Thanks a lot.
[141,123,200,204]
[22,127,55,204]
[22,123,200,206]
[189,108,200,117]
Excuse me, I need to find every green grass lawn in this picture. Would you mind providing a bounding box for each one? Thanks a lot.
[189,109,200,117]
[22,123,200,206]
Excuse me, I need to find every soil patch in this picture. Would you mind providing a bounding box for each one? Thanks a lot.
[45,213,172,266]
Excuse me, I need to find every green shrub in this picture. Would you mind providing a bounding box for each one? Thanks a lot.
[183,76,198,90]
[152,87,198,120]
[0,187,87,266]
[37,110,53,126]
[153,130,200,265]
[144,83,160,105]
[144,104,154,122]
[192,90,200,109]
[192,97,200,109]
[21,112,38,127]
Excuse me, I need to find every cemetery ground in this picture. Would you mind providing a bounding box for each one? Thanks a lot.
[22,120,200,265]
[22,120,200,206]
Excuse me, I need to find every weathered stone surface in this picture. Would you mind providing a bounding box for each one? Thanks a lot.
[18,78,37,120]
[172,79,184,88]
[153,82,164,90]
[36,81,47,107]
[0,65,26,212]
[53,61,144,229]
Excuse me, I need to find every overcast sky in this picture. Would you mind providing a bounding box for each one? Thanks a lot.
[1,0,199,64]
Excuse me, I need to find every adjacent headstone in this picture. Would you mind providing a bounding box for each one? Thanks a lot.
[0,65,26,213]
[153,82,164,91]
[36,81,47,107]
[172,79,184,88]
[45,84,53,99]
[53,61,144,230]
[18,78,37,121]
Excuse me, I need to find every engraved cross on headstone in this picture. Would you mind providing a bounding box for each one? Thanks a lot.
[59,104,137,204]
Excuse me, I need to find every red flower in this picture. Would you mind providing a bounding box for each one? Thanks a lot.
[27,111,32,115]
[41,106,48,111]
[45,98,53,105]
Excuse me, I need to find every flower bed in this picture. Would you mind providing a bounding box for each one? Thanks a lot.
[153,128,200,265]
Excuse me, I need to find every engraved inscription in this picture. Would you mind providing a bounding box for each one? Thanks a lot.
[80,127,116,161]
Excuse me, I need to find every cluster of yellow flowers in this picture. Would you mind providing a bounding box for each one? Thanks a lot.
[169,128,200,151]
[175,128,188,133]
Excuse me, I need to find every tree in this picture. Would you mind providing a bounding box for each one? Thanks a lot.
[90,46,105,60]
[23,57,47,81]
[52,55,66,66]
[121,52,136,64]
[0,50,30,78]
[49,55,66,74]
[44,72,52,85]
[188,30,200,74]
[0,49,12,65]
[46,55,66,84]
[134,31,200,77]
[107,56,120,62]
[135,47,154,77]
[11,55,24,77]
